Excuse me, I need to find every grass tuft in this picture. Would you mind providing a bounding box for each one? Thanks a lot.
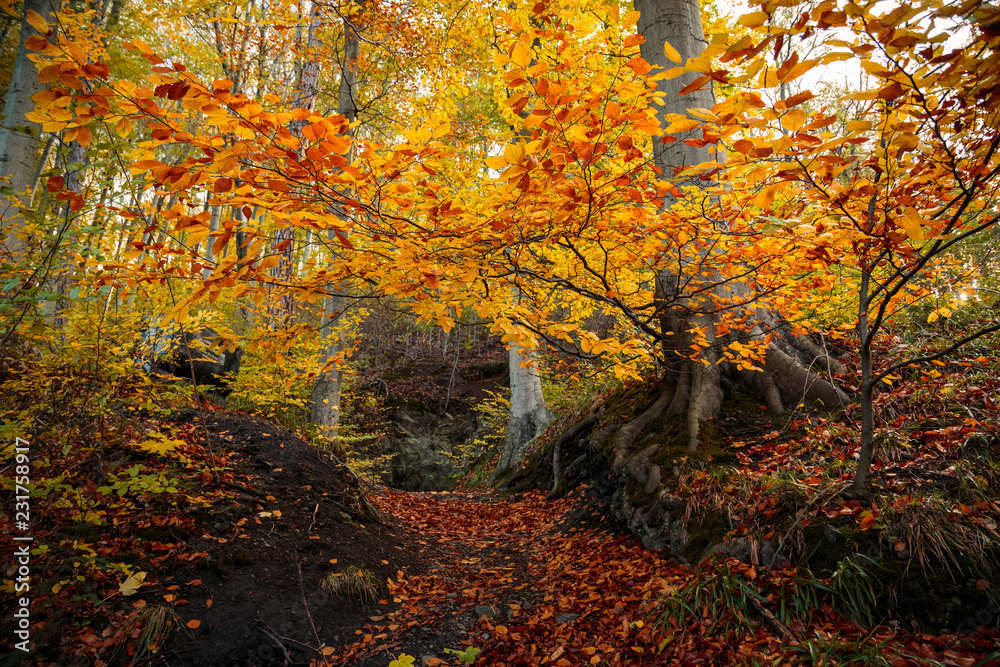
[321,565,383,603]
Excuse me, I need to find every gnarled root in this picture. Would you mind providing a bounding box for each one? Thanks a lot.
[611,343,848,505]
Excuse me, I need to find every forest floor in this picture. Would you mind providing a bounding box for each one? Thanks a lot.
[5,330,1000,666]
[6,403,996,667]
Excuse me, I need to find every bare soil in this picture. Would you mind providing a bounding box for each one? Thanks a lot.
[156,410,445,667]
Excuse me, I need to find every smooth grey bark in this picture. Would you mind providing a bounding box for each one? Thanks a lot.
[0,0,63,257]
[609,0,847,481]
[493,340,551,481]
[273,0,323,323]
[493,16,553,481]
[203,204,221,280]
[310,2,362,442]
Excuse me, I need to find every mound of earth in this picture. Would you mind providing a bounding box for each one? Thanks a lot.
[155,411,442,666]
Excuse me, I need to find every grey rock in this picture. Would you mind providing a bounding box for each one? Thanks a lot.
[474,605,498,619]
[555,613,579,623]
[144,326,242,395]
[388,407,481,491]
[708,537,783,567]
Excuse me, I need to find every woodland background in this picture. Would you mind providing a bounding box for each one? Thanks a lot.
[2,0,1000,664]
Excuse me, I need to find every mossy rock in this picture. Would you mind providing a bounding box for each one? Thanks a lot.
[684,509,731,564]
[799,519,1000,631]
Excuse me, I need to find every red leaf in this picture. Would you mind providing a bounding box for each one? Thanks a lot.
[334,229,353,249]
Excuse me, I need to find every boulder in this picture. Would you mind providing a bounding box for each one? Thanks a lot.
[144,326,242,395]
[388,407,479,491]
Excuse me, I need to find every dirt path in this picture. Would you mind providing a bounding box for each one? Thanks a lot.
[147,411,994,667]
[333,489,687,667]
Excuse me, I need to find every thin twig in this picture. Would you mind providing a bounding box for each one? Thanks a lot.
[747,595,798,642]
[258,616,319,653]
[308,503,320,532]
[259,627,309,666]
[296,555,325,664]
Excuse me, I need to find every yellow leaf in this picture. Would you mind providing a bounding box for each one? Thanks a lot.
[780,108,807,131]
[504,143,524,164]
[739,11,768,28]
[136,434,183,456]
[663,40,682,64]
[653,66,687,81]
[25,9,48,33]
[525,139,545,154]
[512,40,533,68]
[847,120,872,133]
[898,211,924,241]
[484,156,507,170]
[892,133,919,150]
[665,118,700,134]
[119,571,147,596]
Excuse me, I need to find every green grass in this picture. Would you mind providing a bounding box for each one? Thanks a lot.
[321,565,383,603]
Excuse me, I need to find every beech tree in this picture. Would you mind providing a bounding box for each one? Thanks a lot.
[14,0,999,501]
[0,0,63,257]
[595,0,849,497]
[714,0,1000,496]
[310,0,364,442]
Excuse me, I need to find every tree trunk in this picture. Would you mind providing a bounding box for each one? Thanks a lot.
[273,0,324,325]
[852,264,875,498]
[611,0,848,479]
[0,0,63,258]
[493,340,551,481]
[310,1,362,443]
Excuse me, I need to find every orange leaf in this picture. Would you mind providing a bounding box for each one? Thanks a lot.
[334,229,354,249]
[25,9,48,33]
[626,57,651,76]
[24,35,48,51]
[859,512,877,530]
[186,619,201,629]
[75,125,93,147]
[879,82,905,100]
[783,91,814,107]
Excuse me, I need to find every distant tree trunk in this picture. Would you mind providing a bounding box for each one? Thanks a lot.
[310,1,362,443]
[0,0,63,258]
[273,0,323,325]
[610,0,848,488]
[203,203,221,280]
[493,339,551,481]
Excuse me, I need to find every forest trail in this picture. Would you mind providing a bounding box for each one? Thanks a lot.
[336,489,689,666]
[9,405,996,666]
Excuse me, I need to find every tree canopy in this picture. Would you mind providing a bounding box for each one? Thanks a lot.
[1,0,999,490]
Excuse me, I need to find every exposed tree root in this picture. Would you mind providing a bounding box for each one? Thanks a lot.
[609,340,847,511]
[548,413,600,499]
